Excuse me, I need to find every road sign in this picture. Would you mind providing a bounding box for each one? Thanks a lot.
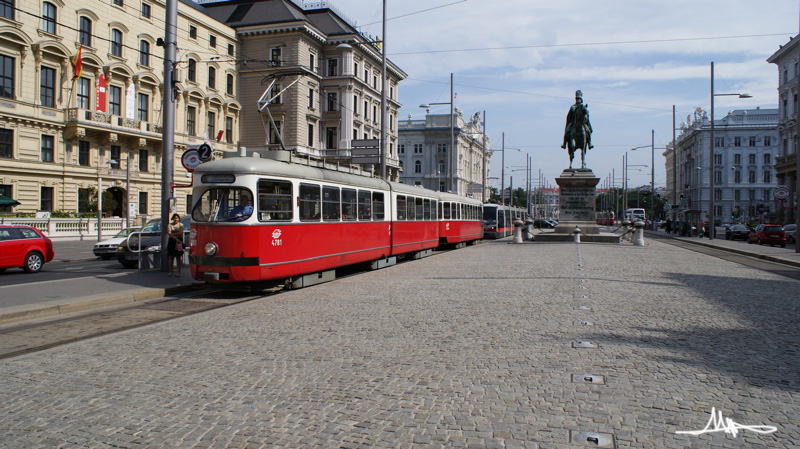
[197,143,213,162]
[181,149,201,172]
[774,186,790,200]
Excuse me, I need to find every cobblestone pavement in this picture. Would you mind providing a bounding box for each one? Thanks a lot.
[1,239,798,448]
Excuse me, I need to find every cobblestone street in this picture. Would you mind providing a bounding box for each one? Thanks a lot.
[1,239,798,448]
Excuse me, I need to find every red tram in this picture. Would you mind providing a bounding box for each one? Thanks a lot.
[189,154,483,287]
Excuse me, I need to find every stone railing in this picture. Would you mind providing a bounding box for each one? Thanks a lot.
[0,217,125,241]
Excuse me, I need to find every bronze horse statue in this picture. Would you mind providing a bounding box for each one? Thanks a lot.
[561,90,593,170]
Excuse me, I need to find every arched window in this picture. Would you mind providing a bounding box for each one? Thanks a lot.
[414,160,421,173]
[42,2,56,34]
[139,40,150,66]
[187,58,196,82]
[79,17,92,46]
[438,161,445,174]
[226,73,233,95]
[111,29,122,57]
[208,66,216,89]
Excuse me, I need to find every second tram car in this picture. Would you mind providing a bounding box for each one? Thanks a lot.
[189,154,484,286]
[482,204,527,239]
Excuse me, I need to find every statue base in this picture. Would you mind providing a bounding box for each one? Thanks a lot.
[554,168,600,235]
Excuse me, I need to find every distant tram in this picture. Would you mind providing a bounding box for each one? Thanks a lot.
[482,204,527,239]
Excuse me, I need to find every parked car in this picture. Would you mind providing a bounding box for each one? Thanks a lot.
[783,224,796,244]
[116,217,190,268]
[0,225,55,273]
[724,224,751,241]
[748,224,786,247]
[534,219,556,229]
[93,227,141,259]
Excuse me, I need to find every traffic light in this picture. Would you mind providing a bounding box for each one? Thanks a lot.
[680,193,685,201]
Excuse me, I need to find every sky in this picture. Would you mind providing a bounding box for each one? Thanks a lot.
[321,0,799,193]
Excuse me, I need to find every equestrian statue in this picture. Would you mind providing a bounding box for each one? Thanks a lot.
[560,90,594,170]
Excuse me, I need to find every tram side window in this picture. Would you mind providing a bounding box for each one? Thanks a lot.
[443,202,451,220]
[432,200,437,220]
[415,197,423,220]
[299,183,321,221]
[257,180,293,221]
[358,190,372,220]
[407,196,416,221]
[341,188,357,220]
[372,192,385,220]
[396,195,406,220]
[423,199,431,220]
[322,186,340,221]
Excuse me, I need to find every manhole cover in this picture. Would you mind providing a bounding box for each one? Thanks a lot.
[570,430,615,448]
[575,320,593,326]
[575,306,591,311]
[571,373,605,384]
[572,340,598,349]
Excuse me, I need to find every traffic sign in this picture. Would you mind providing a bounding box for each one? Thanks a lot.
[181,149,201,172]
[197,143,213,162]
[774,186,790,200]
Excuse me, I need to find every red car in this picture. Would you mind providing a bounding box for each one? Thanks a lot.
[748,224,786,248]
[0,225,55,273]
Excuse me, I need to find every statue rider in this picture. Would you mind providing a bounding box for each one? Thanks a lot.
[561,90,593,150]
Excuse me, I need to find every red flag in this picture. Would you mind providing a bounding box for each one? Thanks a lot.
[216,130,224,142]
[70,45,83,81]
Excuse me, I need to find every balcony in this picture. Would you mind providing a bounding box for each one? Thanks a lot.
[65,108,164,140]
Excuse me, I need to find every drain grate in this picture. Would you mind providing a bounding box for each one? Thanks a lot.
[575,320,593,326]
[570,430,615,448]
[575,305,591,311]
[572,340,598,349]
[571,373,605,384]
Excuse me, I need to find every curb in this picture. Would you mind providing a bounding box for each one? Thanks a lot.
[0,284,197,326]
[646,231,800,269]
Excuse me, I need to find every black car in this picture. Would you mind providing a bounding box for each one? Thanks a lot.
[724,224,751,241]
[534,219,556,229]
[116,217,190,268]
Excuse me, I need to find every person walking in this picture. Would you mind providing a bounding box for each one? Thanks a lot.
[167,213,184,277]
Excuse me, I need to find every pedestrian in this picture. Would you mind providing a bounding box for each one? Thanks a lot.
[665,219,672,234]
[167,213,184,277]
[699,221,705,238]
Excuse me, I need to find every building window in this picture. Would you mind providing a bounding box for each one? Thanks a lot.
[78,188,91,213]
[271,48,281,67]
[437,143,447,153]
[749,136,756,147]
[189,25,197,39]
[764,170,772,183]
[137,92,148,121]
[111,29,122,57]
[414,160,422,173]
[748,153,756,164]
[139,40,149,66]
[713,153,722,165]
[40,66,55,107]
[271,84,281,104]
[138,149,148,172]
[327,92,337,111]
[307,124,314,147]
[42,2,56,34]
[764,136,772,146]
[79,17,92,46]
[414,144,422,154]
[186,106,196,135]
[714,137,724,147]
[1,0,14,20]
[187,58,196,82]
[353,95,358,114]
[363,100,368,119]
[439,160,445,174]
[1,55,14,99]
[109,85,121,115]
[226,73,233,95]
[309,53,315,71]
[269,120,282,145]
[141,2,150,18]
[734,136,741,147]
[41,135,54,162]
[748,170,756,183]
[185,194,192,215]
[139,191,147,214]
[76,77,90,109]
[714,170,722,184]
[110,145,120,168]
[225,116,233,143]
[764,153,771,165]
[326,127,337,149]
[113,0,123,6]
[328,58,338,76]
[734,170,741,183]
[354,61,358,76]
[40,186,53,211]
[0,128,11,158]
[208,66,215,89]
[398,144,404,154]
[78,140,90,166]
[308,88,314,109]
[733,153,741,165]
[207,111,215,137]
[209,35,216,48]
[228,43,234,56]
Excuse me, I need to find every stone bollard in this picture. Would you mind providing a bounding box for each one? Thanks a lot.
[524,219,534,241]
[622,220,632,242]
[633,221,645,246]
[573,226,582,243]
[512,220,524,243]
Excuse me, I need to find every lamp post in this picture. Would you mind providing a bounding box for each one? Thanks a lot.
[492,134,521,205]
[709,61,752,238]
[420,74,455,193]
[627,145,650,215]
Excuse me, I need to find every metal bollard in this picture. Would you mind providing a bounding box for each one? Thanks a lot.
[633,221,645,246]
[572,226,582,243]
[524,219,534,241]
[512,220,524,243]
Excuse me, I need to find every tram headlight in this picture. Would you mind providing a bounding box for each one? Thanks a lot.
[204,242,218,256]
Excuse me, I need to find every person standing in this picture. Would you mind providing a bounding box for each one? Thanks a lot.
[167,213,184,276]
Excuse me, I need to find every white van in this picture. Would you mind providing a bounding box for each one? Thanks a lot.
[625,208,646,222]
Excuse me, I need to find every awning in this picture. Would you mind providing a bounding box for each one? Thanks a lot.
[0,195,20,206]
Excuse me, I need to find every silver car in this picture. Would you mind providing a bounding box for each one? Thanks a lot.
[783,223,796,244]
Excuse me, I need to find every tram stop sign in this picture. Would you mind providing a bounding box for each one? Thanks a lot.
[197,143,213,162]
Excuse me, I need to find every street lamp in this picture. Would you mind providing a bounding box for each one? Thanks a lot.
[420,74,455,193]
[709,61,752,238]
[491,133,522,206]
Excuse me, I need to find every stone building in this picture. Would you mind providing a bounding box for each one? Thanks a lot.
[198,0,407,181]
[397,109,490,199]
[767,36,799,224]
[670,108,779,225]
[0,0,240,218]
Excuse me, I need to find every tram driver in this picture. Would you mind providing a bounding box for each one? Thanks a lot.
[230,195,253,221]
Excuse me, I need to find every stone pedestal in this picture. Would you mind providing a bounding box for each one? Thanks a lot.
[554,169,600,235]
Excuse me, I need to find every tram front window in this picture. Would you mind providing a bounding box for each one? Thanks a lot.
[192,188,254,222]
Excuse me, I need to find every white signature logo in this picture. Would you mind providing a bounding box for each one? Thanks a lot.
[675,408,777,438]
[272,229,282,239]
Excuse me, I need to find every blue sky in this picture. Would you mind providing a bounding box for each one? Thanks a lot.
[327,0,799,192]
